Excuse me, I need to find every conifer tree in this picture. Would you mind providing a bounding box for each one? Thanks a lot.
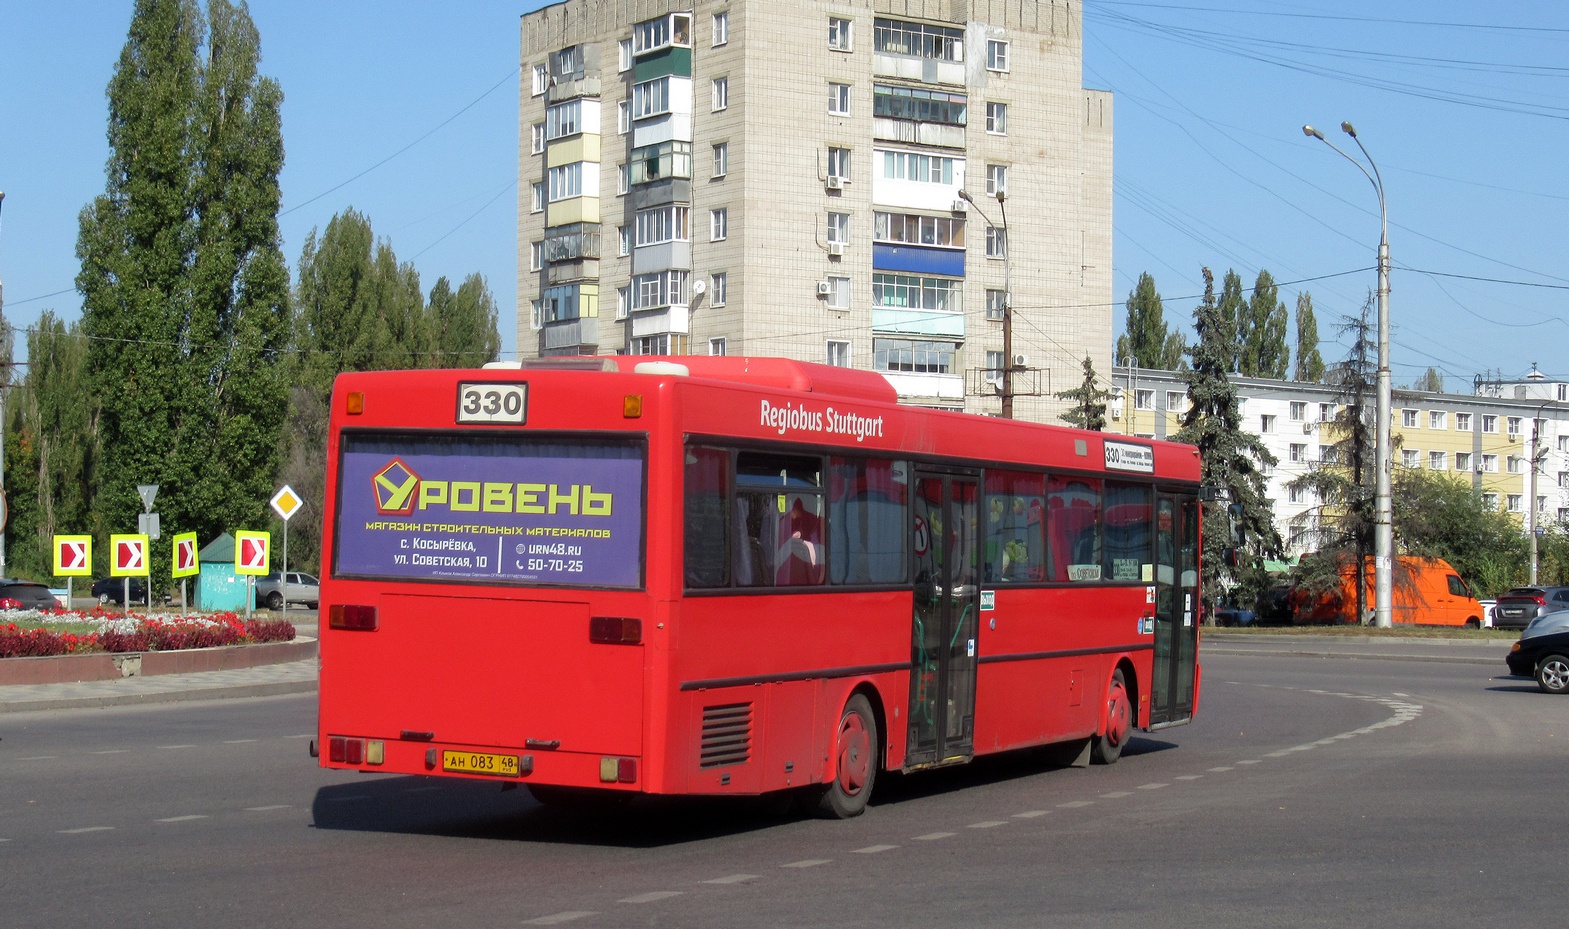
[1056,356,1108,431]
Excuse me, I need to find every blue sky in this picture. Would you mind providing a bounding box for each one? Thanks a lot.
[2,1,1566,389]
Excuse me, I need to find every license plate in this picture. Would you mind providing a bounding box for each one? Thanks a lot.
[442,750,521,777]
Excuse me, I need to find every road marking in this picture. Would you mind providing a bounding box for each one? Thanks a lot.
[1137,783,1168,790]
[1208,766,1234,772]
[1175,774,1203,781]
[914,832,955,840]
[1013,810,1050,818]
[223,739,259,744]
[525,912,596,925]
[1056,800,1093,809]
[89,750,129,755]
[852,845,899,854]
[781,859,831,868]
[59,826,114,834]
[967,821,1007,829]
[245,805,291,811]
[156,815,208,823]
[284,733,314,739]
[1099,790,1131,798]
[619,891,683,903]
[702,874,758,884]
[1236,760,1262,765]
[158,745,196,750]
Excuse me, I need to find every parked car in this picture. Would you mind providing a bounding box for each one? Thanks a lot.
[1506,627,1569,694]
[1478,599,1497,629]
[91,576,149,606]
[1492,586,1569,631]
[1291,556,1486,627]
[254,571,319,610]
[1521,608,1569,640]
[0,579,62,611]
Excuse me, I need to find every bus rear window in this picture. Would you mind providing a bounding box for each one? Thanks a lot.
[333,433,645,588]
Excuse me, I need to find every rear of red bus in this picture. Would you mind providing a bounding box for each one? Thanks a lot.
[315,365,666,793]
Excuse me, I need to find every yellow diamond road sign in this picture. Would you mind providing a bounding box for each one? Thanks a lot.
[271,485,303,522]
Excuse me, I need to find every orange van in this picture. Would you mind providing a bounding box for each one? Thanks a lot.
[1292,555,1486,628]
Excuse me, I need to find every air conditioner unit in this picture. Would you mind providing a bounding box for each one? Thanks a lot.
[951,199,968,213]
[827,242,846,257]
[825,176,844,190]
[1012,353,1027,368]
[1303,421,1315,434]
[816,281,832,296]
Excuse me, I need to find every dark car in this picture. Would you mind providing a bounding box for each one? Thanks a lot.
[0,579,61,611]
[91,576,149,606]
[1493,586,1569,631]
[1506,628,1569,694]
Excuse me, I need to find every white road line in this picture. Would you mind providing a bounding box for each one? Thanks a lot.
[156,815,208,823]
[967,821,1007,829]
[914,832,955,840]
[59,826,114,834]
[1175,774,1203,781]
[525,912,596,925]
[223,739,259,744]
[781,859,832,868]
[702,874,758,884]
[1137,783,1169,790]
[1208,766,1234,772]
[852,845,899,854]
[1236,760,1262,765]
[619,891,683,903]
[245,805,291,811]
[1056,800,1093,809]
[158,745,196,750]
[284,734,314,739]
[1013,810,1050,818]
[1100,791,1132,799]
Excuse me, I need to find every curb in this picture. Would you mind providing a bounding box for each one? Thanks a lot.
[0,678,317,714]
[0,638,317,687]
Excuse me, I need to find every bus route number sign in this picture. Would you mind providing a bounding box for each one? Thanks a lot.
[456,382,527,425]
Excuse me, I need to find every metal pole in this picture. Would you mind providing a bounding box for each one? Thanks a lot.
[1531,416,1540,584]
[998,191,1013,420]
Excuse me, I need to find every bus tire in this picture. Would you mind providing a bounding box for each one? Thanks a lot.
[1091,669,1131,765]
[818,693,878,818]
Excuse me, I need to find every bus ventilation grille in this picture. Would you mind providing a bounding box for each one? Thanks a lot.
[699,702,754,768]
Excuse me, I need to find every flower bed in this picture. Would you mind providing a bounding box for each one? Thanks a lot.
[0,609,296,659]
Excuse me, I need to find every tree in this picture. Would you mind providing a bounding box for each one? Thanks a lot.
[1056,356,1108,431]
[1238,270,1290,379]
[426,273,501,368]
[1393,467,1525,598]
[1411,367,1444,393]
[1215,270,1246,373]
[1177,268,1283,617]
[1294,293,1326,382]
[1115,273,1185,370]
[76,0,291,583]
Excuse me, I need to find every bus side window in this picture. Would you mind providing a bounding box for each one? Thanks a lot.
[829,457,909,585]
[1047,476,1103,582]
[1103,483,1152,582]
[735,452,827,588]
[984,469,1045,583]
[684,446,731,588]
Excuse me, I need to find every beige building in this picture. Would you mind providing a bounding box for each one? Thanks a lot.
[518,0,1113,416]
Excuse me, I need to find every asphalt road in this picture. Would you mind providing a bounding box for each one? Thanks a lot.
[0,643,1559,928]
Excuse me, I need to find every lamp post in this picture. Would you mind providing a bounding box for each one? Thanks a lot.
[958,188,1013,418]
[1304,122,1392,628]
[1529,400,1556,584]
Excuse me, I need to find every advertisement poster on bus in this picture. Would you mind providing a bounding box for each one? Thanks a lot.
[335,438,644,588]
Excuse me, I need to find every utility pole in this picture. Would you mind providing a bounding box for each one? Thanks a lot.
[958,188,1014,418]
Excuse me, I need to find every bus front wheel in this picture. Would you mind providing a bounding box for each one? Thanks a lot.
[1091,669,1131,765]
[818,694,878,818]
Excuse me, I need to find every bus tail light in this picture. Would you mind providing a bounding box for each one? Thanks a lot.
[600,757,638,783]
[329,604,378,631]
[589,616,642,645]
[328,737,385,766]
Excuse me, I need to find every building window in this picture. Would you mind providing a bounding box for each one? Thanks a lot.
[873,338,955,374]
[712,11,728,46]
[1507,416,1523,436]
[986,163,1008,196]
[985,289,1006,321]
[827,212,851,246]
[553,46,583,79]
[874,18,964,62]
[631,334,689,355]
[545,100,589,140]
[1508,455,1525,474]
[1288,484,1306,504]
[825,275,851,309]
[618,101,630,135]
[710,208,728,241]
[1561,471,1569,488]
[1481,453,1498,472]
[1135,389,1154,411]
[530,241,543,272]
[1289,400,1307,421]
[634,206,691,246]
[1319,445,1334,464]
[619,38,633,71]
[618,225,630,256]
[633,12,691,54]
[1508,494,1523,513]
[1167,390,1186,412]
[532,63,548,96]
[984,350,1005,386]
[1289,443,1307,463]
[531,182,545,213]
[828,17,853,51]
[874,211,964,247]
[632,77,671,119]
[828,147,852,183]
[880,150,958,184]
[711,272,727,306]
[711,77,729,111]
[986,39,1009,72]
[1402,409,1418,428]
[985,101,1008,134]
[1482,491,1498,509]
[1456,412,1472,431]
[827,339,851,367]
[547,163,585,201]
[631,270,691,310]
[1456,452,1473,472]
[1429,410,1447,429]
[531,122,546,154]
[541,284,589,323]
[1402,449,1421,468]
[616,286,630,320]
[1261,414,1277,434]
[1429,451,1447,470]
[630,141,692,186]
[709,336,727,356]
[873,84,968,127]
[712,142,728,178]
[828,83,851,115]
[872,273,962,312]
[985,226,1006,259]
[1482,414,1498,433]
[1319,402,1335,422]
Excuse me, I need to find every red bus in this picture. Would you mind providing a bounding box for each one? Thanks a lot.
[316,357,1203,817]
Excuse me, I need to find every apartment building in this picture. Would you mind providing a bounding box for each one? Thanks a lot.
[1110,366,1569,555]
[518,0,1112,417]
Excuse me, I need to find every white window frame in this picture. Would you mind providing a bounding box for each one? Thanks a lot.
[985,289,1005,321]
[986,163,1008,197]
[712,142,728,178]
[616,286,631,320]
[828,83,851,116]
[984,350,1005,386]
[827,339,851,367]
[827,146,852,183]
[709,337,728,356]
[827,212,851,246]
[547,162,584,202]
[1402,449,1421,468]
[1261,414,1277,434]
[1482,414,1498,433]
[632,77,672,119]
[985,101,1007,135]
[617,225,630,257]
[711,272,727,306]
[1456,412,1472,431]
[1289,400,1307,422]
[531,182,545,213]
[1289,443,1306,463]
[532,63,548,96]
[1482,453,1499,472]
[1429,450,1447,471]
[1167,390,1186,412]
[634,205,691,247]
[828,17,853,51]
[1135,389,1154,411]
[531,122,546,154]
[826,276,851,309]
[986,39,1009,72]
[619,38,633,72]
[712,11,728,46]
[618,101,630,135]
[530,241,544,272]
[1456,452,1473,472]
[710,208,728,241]
[711,77,729,111]
[1401,409,1418,428]
[1429,410,1447,430]
[985,226,1006,259]
[1508,494,1523,513]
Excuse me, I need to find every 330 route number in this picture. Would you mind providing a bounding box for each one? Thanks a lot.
[456,382,528,425]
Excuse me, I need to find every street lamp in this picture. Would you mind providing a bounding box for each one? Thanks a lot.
[1304,122,1393,628]
[957,187,1013,418]
[1529,400,1557,584]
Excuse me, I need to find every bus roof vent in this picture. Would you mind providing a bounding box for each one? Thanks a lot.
[633,361,690,377]
[482,361,524,369]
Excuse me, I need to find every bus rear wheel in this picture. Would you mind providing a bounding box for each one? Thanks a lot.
[1091,669,1131,765]
[818,694,878,818]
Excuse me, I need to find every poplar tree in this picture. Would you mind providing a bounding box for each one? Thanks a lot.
[1215,269,1246,373]
[1177,268,1282,615]
[427,273,502,368]
[1116,272,1186,370]
[1056,356,1108,432]
[1239,270,1290,379]
[1294,292,1326,382]
[76,0,290,580]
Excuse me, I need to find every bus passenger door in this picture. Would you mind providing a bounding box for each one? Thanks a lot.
[1150,493,1199,726]
[906,470,981,768]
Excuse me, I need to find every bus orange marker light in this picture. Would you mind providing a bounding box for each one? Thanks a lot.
[329,604,378,631]
[623,394,643,418]
[346,391,365,415]
[589,616,642,645]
